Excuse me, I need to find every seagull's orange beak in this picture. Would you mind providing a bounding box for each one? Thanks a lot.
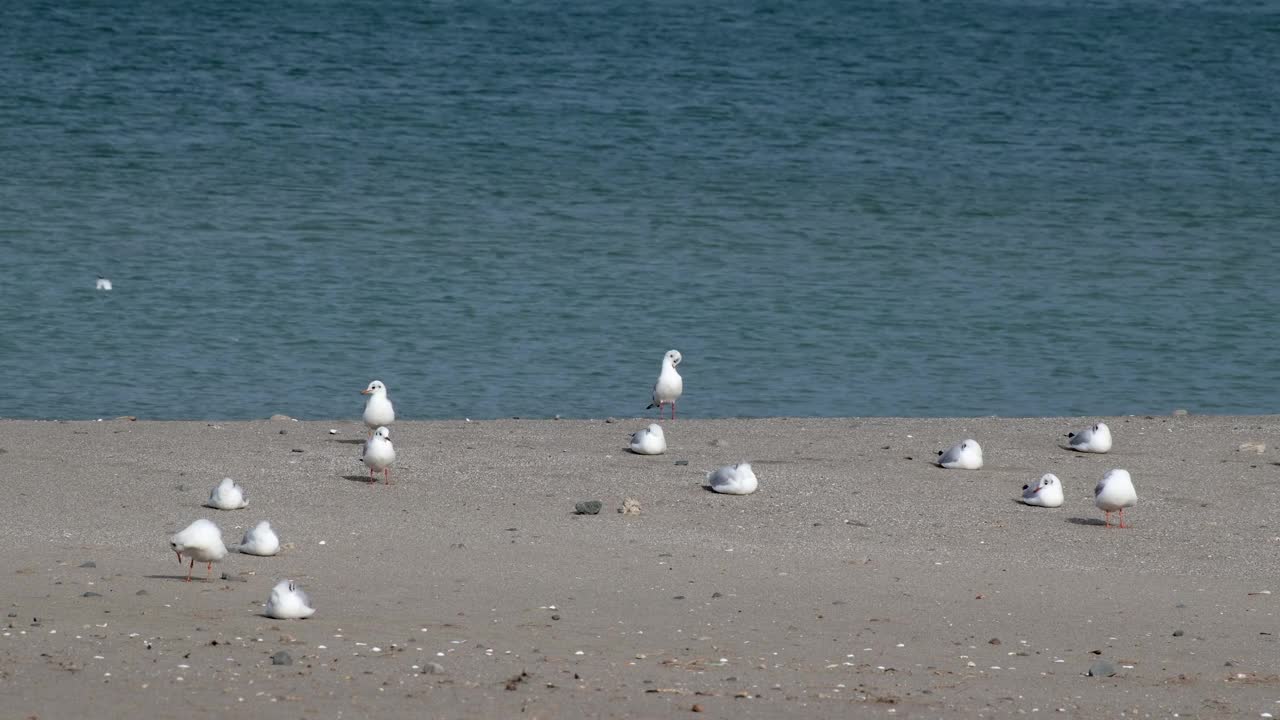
[360,389,372,395]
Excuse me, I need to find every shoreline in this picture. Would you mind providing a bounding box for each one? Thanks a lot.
[2,415,1279,717]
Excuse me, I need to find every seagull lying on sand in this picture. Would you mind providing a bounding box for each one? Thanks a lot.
[1095,468,1137,528]
[706,462,758,495]
[266,580,316,619]
[1020,473,1063,508]
[646,350,683,419]
[205,477,248,510]
[170,519,227,582]
[937,439,983,470]
[361,425,396,483]
[238,520,280,556]
[361,380,395,432]
[1068,422,1112,453]
[629,424,667,455]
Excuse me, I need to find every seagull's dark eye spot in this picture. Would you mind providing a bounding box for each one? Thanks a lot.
[961,443,967,450]
[1022,484,1029,490]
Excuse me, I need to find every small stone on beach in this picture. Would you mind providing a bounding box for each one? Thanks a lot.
[79,561,96,568]
[271,651,293,666]
[574,501,602,515]
[1088,660,1117,677]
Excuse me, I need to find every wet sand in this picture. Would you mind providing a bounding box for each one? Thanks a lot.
[1,415,1278,718]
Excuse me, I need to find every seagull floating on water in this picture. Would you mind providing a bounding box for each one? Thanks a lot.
[361,380,395,432]
[706,461,758,495]
[361,425,396,483]
[1068,422,1112,453]
[1020,473,1064,508]
[205,477,248,510]
[238,520,280,556]
[629,424,667,455]
[937,439,983,470]
[169,519,227,582]
[646,350,683,419]
[1094,468,1137,528]
[265,579,316,619]
[95,276,112,291]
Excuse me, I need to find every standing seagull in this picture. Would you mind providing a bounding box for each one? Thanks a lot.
[1067,422,1112,453]
[361,425,396,484]
[169,519,228,582]
[646,350,683,419]
[361,380,395,433]
[1094,469,1137,528]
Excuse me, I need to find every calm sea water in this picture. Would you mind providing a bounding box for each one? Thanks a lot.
[1,0,1278,420]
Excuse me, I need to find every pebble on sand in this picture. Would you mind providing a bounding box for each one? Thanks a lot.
[1088,660,1117,677]
[575,501,603,515]
[271,650,293,665]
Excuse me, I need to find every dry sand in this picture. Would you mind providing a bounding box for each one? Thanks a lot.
[1,415,1279,718]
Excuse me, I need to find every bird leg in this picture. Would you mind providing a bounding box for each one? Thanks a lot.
[369,468,376,482]
[186,558,194,582]
[384,468,391,485]
[1103,511,1112,529]
[1118,509,1127,529]
[206,562,213,581]
[671,402,676,420]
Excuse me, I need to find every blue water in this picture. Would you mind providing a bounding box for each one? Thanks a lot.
[2,0,1278,420]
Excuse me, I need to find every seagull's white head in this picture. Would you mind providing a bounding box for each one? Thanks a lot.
[665,350,682,367]
[361,380,387,396]
[373,426,391,440]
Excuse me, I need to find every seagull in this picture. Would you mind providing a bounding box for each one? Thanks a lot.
[1067,422,1112,453]
[361,380,395,433]
[95,276,112,291]
[205,477,248,510]
[645,350,683,419]
[937,439,983,470]
[1020,473,1064,508]
[629,424,667,455]
[238,520,280,556]
[361,425,396,483]
[1094,468,1137,528]
[265,580,316,619]
[169,519,227,582]
[706,461,758,495]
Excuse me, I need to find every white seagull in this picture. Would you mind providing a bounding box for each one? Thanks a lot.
[361,425,396,484]
[646,350,683,419]
[629,424,667,455]
[1068,422,1112,453]
[937,439,983,470]
[238,520,281,556]
[706,461,758,495]
[1020,473,1064,508]
[169,519,228,582]
[1094,468,1137,528]
[361,380,395,432]
[95,276,112,291]
[265,580,316,619]
[205,477,248,510]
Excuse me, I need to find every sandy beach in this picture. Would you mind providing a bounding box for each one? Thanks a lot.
[1,415,1278,719]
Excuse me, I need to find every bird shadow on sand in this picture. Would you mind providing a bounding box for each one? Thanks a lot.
[1067,517,1107,526]
[143,574,218,583]
[341,474,379,484]
[331,439,365,445]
